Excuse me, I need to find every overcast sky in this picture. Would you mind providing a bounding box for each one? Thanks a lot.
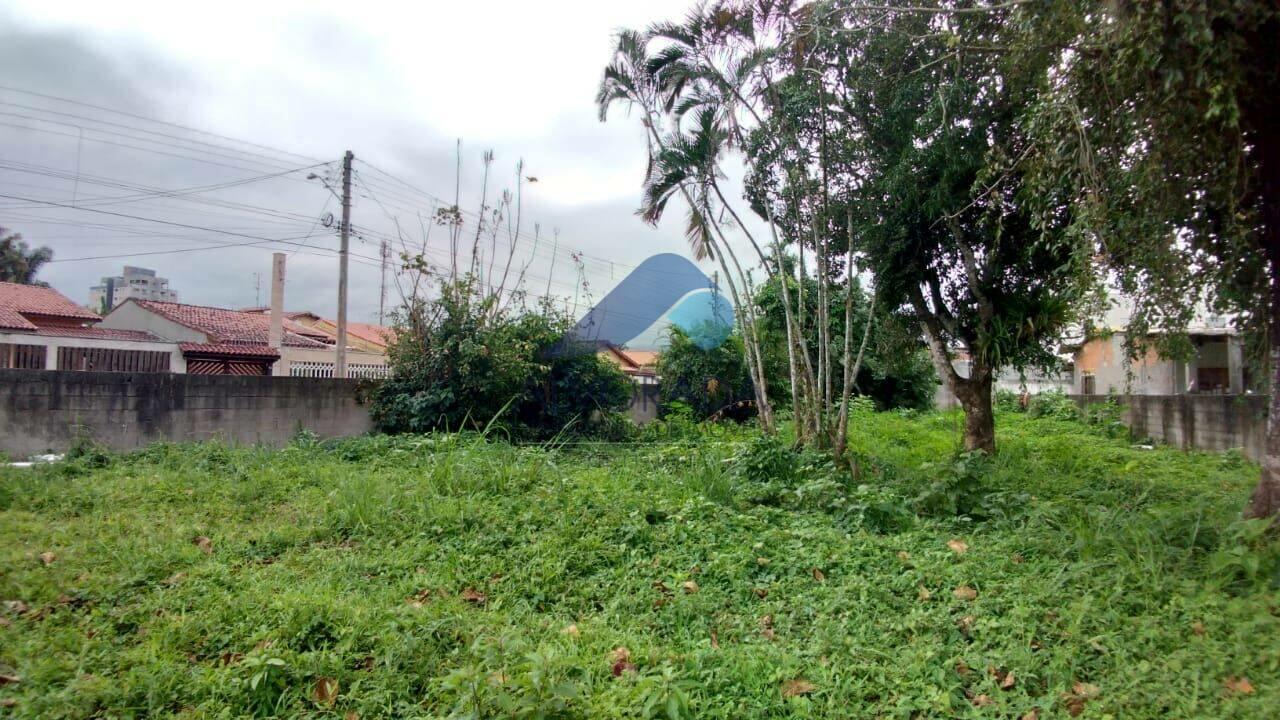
[0,0,738,323]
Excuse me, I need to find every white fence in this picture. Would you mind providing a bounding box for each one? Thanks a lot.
[289,361,389,379]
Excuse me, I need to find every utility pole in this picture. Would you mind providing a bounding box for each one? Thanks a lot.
[378,238,389,325]
[336,150,353,379]
[253,272,261,307]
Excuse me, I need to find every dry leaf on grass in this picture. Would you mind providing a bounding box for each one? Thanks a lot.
[562,623,580,638]
[1060,681,1100,717]
[1223,676,1254,695]
[609,647,635,677]
[759,614,775,640]
[162,572,186,586]
[218,652,243,666]
[756,557,770,566]
[3,601,28,615]
[956,659,972,676]
[1011,553,1025,564]
[0,698,15,708]
[811,568,826,582]
[753,587,769,599]
[39,552,56,566]
[192,536,213,554]
[312,677,339,706]
[957,615,976,636]
[896,551,911,561]
[987,666,1016,690]
[682,581,699,594]
[710,628,720,649]
[1191,621,1206,636]
[0,673,19,685]
[344,713,360,720]
[953,585,978,601]
[781,679,815,698]
[971,694,993,707]
[652,580,671,595]
[1020,708,1040,720]
[460,588,487,605]
[917,585,932,601]
[947,539,969,555]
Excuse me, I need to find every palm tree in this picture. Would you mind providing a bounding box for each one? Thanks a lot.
[0,228,53,285]
[597,27,777,432]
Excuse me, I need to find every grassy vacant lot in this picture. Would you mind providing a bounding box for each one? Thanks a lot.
[1,410,1277,718]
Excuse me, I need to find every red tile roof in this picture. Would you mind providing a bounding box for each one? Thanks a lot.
[179,342,281,358]
[0,281,100,330]
[34,327,161,341]
[131,300,328,348]
[343,321,395,348]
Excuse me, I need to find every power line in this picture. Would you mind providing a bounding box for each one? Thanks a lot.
[0,84,321,165]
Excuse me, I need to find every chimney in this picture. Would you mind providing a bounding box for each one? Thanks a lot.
[268,253,286,349]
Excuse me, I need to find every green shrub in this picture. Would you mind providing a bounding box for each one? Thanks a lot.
[372,278,632,439]
[1026,389,1079,421]
[656,326,754,420]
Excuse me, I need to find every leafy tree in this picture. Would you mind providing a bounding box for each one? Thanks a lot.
[739,1,1091,452]
[1023,1,1280,517]
[656,326,755,419]
[0,228,53,285]
[372,278,632,439]
[754,268,936,411]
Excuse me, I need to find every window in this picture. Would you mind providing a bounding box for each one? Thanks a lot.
[1081,373,1096,395]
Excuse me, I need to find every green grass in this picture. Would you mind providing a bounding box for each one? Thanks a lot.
[0,411,1277,718]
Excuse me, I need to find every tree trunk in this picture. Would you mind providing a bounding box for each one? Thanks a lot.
[954,367,995,454]
[1244,232,1280,519]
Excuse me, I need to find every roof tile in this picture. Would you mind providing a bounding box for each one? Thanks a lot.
[0,282,100,330]
[131,300,328,348]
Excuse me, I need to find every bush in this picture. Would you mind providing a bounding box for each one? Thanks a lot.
[1026,389,1080,421]
[656,326,754,420]
[372,279,633,439]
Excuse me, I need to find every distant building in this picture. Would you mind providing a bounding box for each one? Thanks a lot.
[102,300,389,378]
[89,266,178,311]
[0,281,179,372]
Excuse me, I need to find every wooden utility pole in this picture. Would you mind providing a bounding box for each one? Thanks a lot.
[378,238,389,325]
[336,150,353,378]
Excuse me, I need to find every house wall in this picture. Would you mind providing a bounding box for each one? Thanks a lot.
[99,302,208,343]
[1072,393,1267,461]
[0,332,185,371]
[0,369,373,458]
[276,347,389,377]
[1074,335,1179,395]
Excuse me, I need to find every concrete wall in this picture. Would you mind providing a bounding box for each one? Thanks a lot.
[1072,393,1268,460]
[0,369,373,458]
[628,383,660,424]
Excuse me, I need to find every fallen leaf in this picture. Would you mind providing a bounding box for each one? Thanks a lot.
[682,580,699,594]
[460,588,487,605]
[344,713,360,720]
[971,694,993,707]
[956,659,972,676]
[562,623,580,638]
[0,617,9,628]
[760,614,776,640]
[39,551,56,566]
[710,628,720,649]
[218,652,243,666]
[753,587,769,599]
[193,536,213,554]
[947,539,969,555]
[3,601,28,615]
[312,677,339,706]
[988,666,1016,689]
[896,551,911,561]
[1061,681,1100,717]
[611,660,637,676]
[355,655,375,671]
[781,679,815,698]
[1001,670,1017,690]
[609,646,631,664]
[1223,676,1255,695]
[652,580,671,594]
[254,639,274,652]
[756,556,770,566]
[811,568,826,582]
[917,585,932,601]
[1191,621,1206,636]
[1011,553,1025,564]
[1071,682,1100,699]
[162,572,187,586]
[957,615,976,636]
[1020,708,1040,720]
[954,585,978,601]
[0,674,19,685]
[0,698,15,707]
